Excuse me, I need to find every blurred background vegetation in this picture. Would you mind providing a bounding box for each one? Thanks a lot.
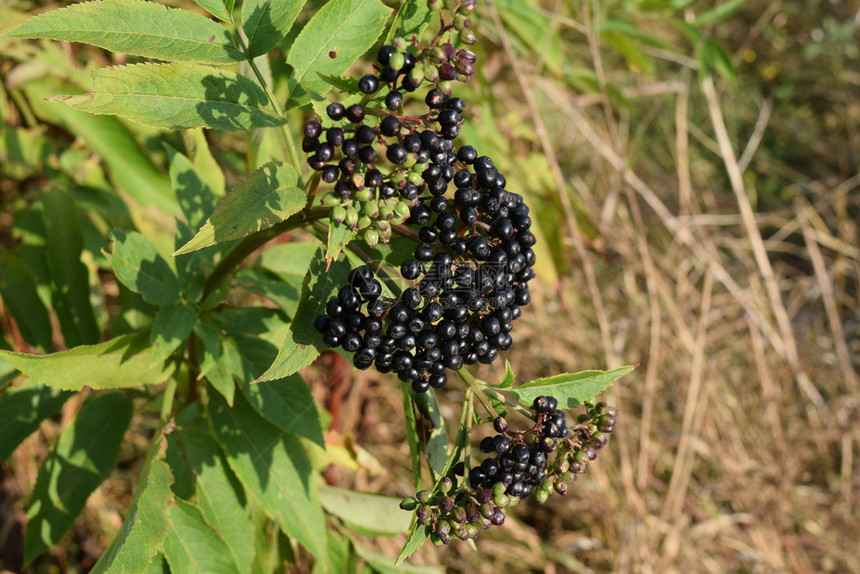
[1,0,858,572]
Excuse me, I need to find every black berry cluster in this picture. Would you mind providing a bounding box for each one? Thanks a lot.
[399,396,619,544]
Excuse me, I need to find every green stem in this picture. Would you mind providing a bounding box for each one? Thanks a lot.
[201,208,329,301]
[160,377,178,424]
[456,369,497,418]
[230,16,301,171]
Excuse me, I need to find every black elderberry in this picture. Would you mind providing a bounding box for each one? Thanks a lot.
[457,145,478,164]
[358,74,379,94]
[345,104,365,123]
[385,90,403,110]
[326,102,346,121]
[426,88,447,108]
[380,115,402,136]
[386,143,408,164]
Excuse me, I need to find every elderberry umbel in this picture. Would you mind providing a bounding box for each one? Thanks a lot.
[399,396,619,545]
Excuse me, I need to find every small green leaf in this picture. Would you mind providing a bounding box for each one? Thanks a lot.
[412,389,448,477]
[110,230,181,306]
[505,366,635,409]
[0,331,176,391]
[24,393,133,564]
[57,63,286,131]
[319,485,412,535]
[194,320,236,405]
[4,0,244,64]
[286,0,392,108]
[149,303,197,366]
[325,222,355,262]
[90,431,174,574]
[173,427,254,574]
[499,360,515,388]
[242,0,307,58]
[386,0,434,43]
[194,0,233,22]
[0,246,54,351]
[394,518,430,567]
[242,375,324,447]
[208,390,327,561]
[174,162,304,254]
[256,248,350,382]
[41,190,100,347]
[0,383,72,463]
[163,499,243,574]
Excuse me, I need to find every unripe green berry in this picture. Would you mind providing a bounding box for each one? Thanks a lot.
[399,496,419,510]
[451,506,467,524]
[437,80,453,95]
[430,532,444,546]
[479,503,495,519]
[535,488,549,504]
[460,28,478,45]
[388,52,405,72]
[408,67,424,86]
[491,481,506,497]
[361,200,380,218]
[390,172,406,187]
[362,228,379,247]
[454,14,470,32]
[444,0,461,10]
[423,62,440,83]
[435,519,451,537]
[407,171,424,186]
[440,476,453,494]
[321,192,339,206]
[354,188,374,202]
[344,207,359,228]
[356,215,372,230]
[417,490,433,503]
[392,36,408,52]
[379,204,396,220]
[394,201,411,219]
[465,523,479,539]
[428,0,443,10]
[331,205,347,224]
[493,493,510,508]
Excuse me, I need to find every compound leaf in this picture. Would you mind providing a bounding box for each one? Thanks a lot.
[56,63,286,131]
[4,0,244,64]
[24,393,133,564]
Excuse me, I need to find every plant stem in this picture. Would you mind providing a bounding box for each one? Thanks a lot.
[201,208,328,301]
[456,369,497,417]
[160,377,178,424]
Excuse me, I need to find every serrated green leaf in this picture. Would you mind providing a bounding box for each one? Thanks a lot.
[149,303,197,366]
[242,374,324,447]
[394,518,430,567]
[195,0,233,22]
[174,221,207,304]
[505,366,635,409]
[412,389,448,477]
[325,221,355,262]
[386,0,434,43]
[110,230,181,306]
[163,499,242,574]
[173,427,253,574]
[0,331,175,391]
[0,383,72,463]
[316,73,360,93]
[319,485,412,535]
[174,162,304,254]
[500,360,515,387]
[235,268,302,317]
[24,393,133,564]
[90,431,174,574]
[257,248,350,382]
[56,63,286,131]
[285,0,392,109]
[4,0,244,64]
[257,241,319,273]
[208,390,327,561]
[242,0,307,58]
[0,246,54,351]
[41,190,100,348]
[144,553,170,574]
[22,79,177,216]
